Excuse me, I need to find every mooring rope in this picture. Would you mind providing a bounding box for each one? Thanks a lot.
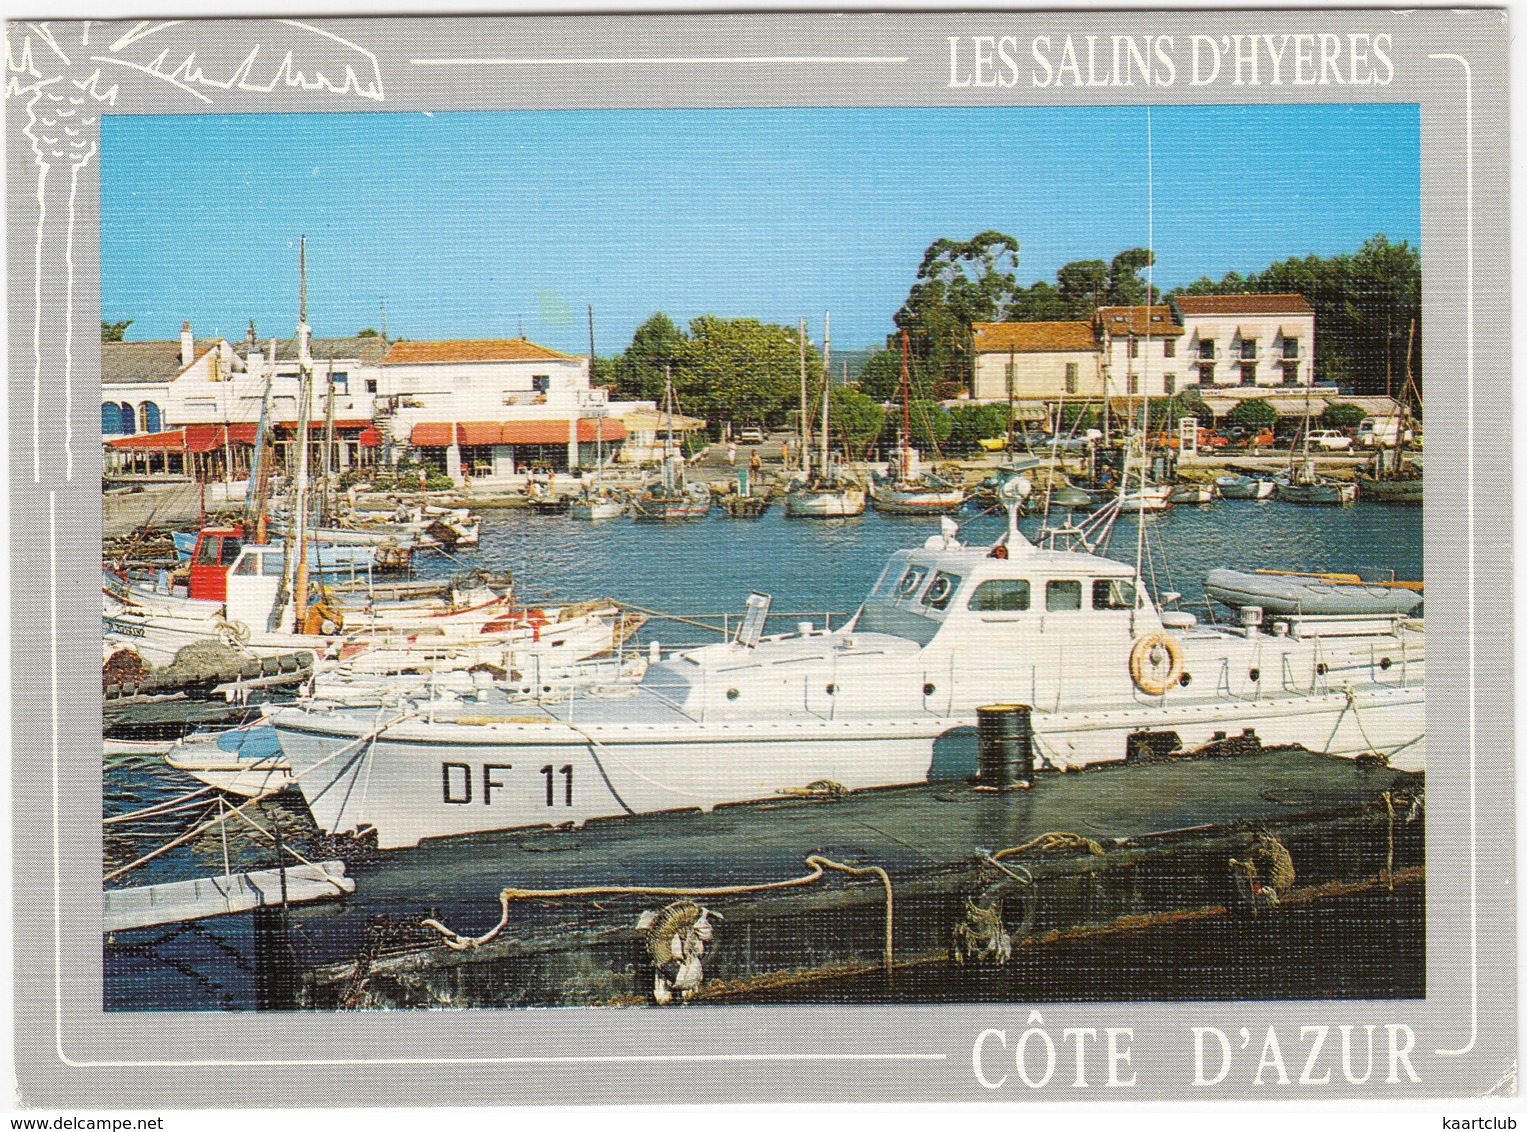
[419,853,896,972]
[103,783,219,825]
[104,706,422,883]
[991,832,1106,860]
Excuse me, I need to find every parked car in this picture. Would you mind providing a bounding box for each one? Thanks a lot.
[1306,429,1354,451]
[1147,427,1229,450]
[737,427,766,443]
[1223,426,1276,448]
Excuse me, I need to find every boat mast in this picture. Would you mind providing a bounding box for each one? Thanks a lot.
[662,361,675,494]
[291,235,313,628]
[798,318,810,478]
[820,312,831,477]
[898,329,913,481]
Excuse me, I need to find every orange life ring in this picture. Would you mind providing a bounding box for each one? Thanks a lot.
[1129,631,1184,695]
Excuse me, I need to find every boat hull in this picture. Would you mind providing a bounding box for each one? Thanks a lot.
[1274,478,1358,505]
[868,486,964,515]
[272,686,1424,849]
[786,488,867,517]
[1355,474,1424,504]
[1215,475,1276,500]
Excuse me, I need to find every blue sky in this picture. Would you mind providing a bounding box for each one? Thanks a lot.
[101,104,1419,353]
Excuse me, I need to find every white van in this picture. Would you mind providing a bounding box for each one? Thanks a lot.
[1357,418,1414,448]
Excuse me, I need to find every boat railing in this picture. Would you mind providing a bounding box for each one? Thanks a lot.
[628,609,850,651]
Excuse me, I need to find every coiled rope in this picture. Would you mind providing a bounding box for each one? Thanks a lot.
[419,853,896,972]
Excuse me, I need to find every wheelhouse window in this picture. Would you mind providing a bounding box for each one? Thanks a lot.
[921,572,962,611]
[194,536,222,566]
[895,565,929,600]
[1046,580,1082,611]
[1092,578,1137,610]
[969,579,1031,612]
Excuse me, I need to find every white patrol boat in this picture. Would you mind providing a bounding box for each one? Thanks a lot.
[269,492,1424,848]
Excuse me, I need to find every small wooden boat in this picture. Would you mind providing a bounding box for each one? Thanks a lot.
[1355,471,1423,504]
[1167,483,1215,505]
[1215,474,1276,500]
[569,492,627,520]
[1204,568,1423,617]
[1274,470,1357,506]
[1117,484,1172,513]
[527,495,571,515]
[867,479,964,515]
[632,482,712,520]
[787,480,866,518]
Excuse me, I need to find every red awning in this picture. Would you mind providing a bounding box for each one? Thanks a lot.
[107,424,258,453]
[457,421,504,446]
[358,426,381,448]
[410,422,456,447]
[407,418,630,448]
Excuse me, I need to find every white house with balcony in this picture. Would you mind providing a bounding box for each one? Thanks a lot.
[1171,294,1315,389]
[378,338,655,481]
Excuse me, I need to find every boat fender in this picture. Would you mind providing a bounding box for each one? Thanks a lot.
[1128,631,1184,695]
[636,901,722,1005]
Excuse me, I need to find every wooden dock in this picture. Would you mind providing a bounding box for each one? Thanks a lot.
[103,861,354,932]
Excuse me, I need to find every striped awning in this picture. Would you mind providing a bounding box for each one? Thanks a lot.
[106,423,259,453]
[409,419,629,447]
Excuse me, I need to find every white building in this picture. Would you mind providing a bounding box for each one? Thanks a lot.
[1095,304,1188,397]
[1171,294,1316,389]
[970,321,1102,402]
[378,339,652,480]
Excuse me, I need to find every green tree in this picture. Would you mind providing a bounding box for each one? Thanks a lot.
[947,402,1012,450]
[829,387,886,454]
[1226,398,1278,430]
[356,327,380,338]
[1320,402,1367,430]
[1057,259,1110,317]
[857,348,905,403]
[906,398,953,448]
[674,315,815,430]
[1106,248,1157,306]
[613,312,687,401]
[1008,280,1069,321]
[1058,403,1099,433]
[101,320,132,341]
[892,231,1020,389]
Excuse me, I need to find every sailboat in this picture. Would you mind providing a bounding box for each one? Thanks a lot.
[868,330,965,515]
[1355,320,1423,504]
[785,315,866,518]
[632,364,710,520]
[1275,383,1357,505]
[570,410,627,519]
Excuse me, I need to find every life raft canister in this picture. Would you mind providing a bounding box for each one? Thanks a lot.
[1129,630,1184,695]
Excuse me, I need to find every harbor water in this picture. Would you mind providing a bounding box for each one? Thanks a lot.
[104,498,1424,1010]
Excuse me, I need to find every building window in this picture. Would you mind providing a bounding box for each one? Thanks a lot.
[1127,337,1140,359]
[1282,338,1300,359]
[139,401,162,433]
[1127,373,1140,395]
[531,375,551,393]
[364,379,378,393]
[329,371,348,389]
[1239,363,1257,386]
[1065,363,1078,394]
[1003,362,1015,380]
[118,402,136,434]
[101,404,126,435]
[1197,363,1216,385]
[1199,340,1216,360]
[1239,338,1257,360]
[1163,338,1176,358]
[1164,373,1176,395]
[1281,362,1300,384]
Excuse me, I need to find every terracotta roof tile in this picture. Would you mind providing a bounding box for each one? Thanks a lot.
[1095,305,1185,336]
[1173,293,1315,316]
[382,339,578,365]
[973,321,1096,353]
